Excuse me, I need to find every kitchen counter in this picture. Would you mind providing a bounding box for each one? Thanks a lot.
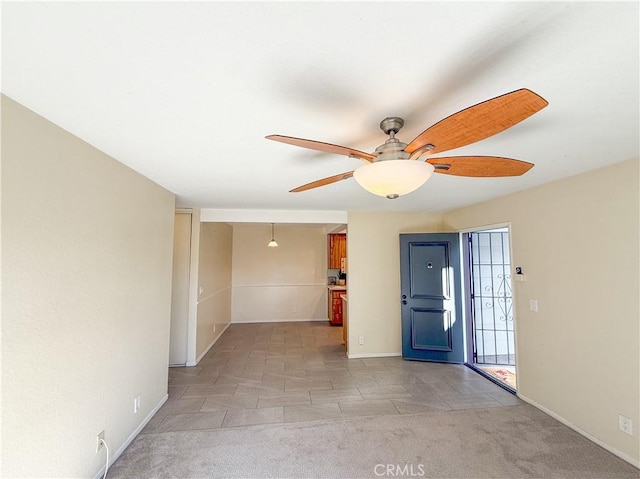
[327,285,347,291]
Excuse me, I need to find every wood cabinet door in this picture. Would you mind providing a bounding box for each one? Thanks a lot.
[328,234,347,269]
[330,291,343,325]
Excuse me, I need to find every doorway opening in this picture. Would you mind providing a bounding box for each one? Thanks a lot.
[465,227,517,392]
[169,211,192,367]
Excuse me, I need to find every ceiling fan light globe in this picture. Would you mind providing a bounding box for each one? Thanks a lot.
[353,160,435,198]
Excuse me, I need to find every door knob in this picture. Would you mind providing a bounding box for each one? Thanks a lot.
[401,295,407,299]
[402,300,407,305]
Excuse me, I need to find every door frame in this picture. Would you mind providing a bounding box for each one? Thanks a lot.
[172,208,201,367]
[170,210,192,366]
[459,222,520,390]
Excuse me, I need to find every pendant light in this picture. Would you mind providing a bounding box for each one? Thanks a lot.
[267,223,278,247]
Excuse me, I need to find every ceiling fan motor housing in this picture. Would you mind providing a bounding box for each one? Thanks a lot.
[375,117,410,162]
[374,139,410,162]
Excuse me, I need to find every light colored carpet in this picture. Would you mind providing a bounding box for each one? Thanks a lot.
[107,404,639,479]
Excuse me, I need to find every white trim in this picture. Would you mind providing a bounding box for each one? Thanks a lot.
[231,318,328,324]
[347,352,402,359]
[200,208,347,224]
[93,394,169,479]
[186,209,201,365]
[457,221,511,234]
[518,393,640,469]
[187,322,232,366]
[197,286,231,304]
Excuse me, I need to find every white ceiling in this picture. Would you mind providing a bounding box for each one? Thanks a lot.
[3,2,638,213]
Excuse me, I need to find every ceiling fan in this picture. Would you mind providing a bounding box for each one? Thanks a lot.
[266,89,548,199]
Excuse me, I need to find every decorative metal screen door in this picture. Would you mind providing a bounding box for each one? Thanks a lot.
[469,229,515,366]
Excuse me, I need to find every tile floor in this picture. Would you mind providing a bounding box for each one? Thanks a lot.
[142,321,521,434]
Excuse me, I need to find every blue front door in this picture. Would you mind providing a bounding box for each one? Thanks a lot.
[400,233,464,363]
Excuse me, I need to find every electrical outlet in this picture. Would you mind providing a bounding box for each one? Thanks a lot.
[134,395,141,413]
[529,299,539,312]
[96,431,105,452]
[358,336,365,345]
[619,415,633,436]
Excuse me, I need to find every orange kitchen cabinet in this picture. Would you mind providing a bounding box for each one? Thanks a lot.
[328,233,347,269]
[329,290,343,326]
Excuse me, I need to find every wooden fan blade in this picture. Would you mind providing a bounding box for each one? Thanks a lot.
[405,89,548,155]
[427,156,534,177]
[266,135,375,162]
[290,171,354,192]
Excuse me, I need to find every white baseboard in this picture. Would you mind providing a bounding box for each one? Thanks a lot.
[93,393,169,479]
[231,318,329,324]
[347,352,402,359]
[518,393,639,469]
[187,322,232,366]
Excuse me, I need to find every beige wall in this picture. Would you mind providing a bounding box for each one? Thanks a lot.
[442,158,640,464]
[1,96,175,477]
[346,211,444,357]
[231,224,328,322]
[196,222,233,359]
